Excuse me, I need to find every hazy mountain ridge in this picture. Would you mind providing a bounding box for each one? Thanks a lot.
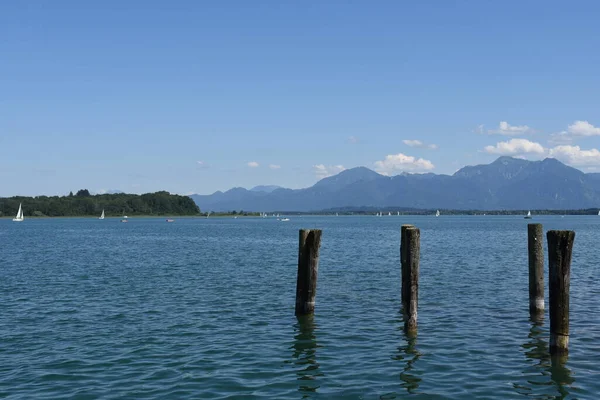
[190,157,600,212]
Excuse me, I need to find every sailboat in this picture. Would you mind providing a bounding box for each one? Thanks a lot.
[435,210,440,217]
[388,212,391,216]
[99,209,105,220]
[397,211,400,216]
[13,203,24,222]
[524,211,532,219]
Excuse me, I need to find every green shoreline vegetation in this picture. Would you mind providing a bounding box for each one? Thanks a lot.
[0,190,200,218]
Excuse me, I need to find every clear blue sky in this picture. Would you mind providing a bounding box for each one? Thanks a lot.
[2,1,600,196]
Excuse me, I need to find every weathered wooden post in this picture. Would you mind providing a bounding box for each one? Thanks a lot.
[528,223,544,316]
[295,229,322,316]
[401,225,420,333]
[400,224,414,310]
[547,230,575,355]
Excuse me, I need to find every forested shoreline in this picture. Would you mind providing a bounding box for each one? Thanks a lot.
[0,190,200,217]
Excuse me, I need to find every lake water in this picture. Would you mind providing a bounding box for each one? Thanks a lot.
[1,215,599,399]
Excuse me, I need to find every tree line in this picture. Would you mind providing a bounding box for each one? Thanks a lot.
[0,190,200,217]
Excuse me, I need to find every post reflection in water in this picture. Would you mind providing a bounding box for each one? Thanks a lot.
[549,354,573,399]
[291,315,322,397]
[518,315,574,399]
[392,314,421,394]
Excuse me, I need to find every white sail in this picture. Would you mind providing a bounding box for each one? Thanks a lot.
[435,210,440,217]
[527,211,531,217]
[99,209,105,220]
[13,203,24,222]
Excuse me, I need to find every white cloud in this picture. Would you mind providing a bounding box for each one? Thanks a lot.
[403,139,438,150]
[487,121,534,136]
[348,136,359,144]
[373,153,434,175]
[483,139,545,155]
[269,164,281,170]
[549,145,600,166]
[473,124,485,134]
[196,160,210,169]
[567,120,600,137]
[313,164,346,179]
[247,161,259,168]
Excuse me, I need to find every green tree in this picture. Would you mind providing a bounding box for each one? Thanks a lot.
[76,189,91,197]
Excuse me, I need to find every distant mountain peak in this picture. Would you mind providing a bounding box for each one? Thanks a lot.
[250,185,283,193]
[312,166,385,191]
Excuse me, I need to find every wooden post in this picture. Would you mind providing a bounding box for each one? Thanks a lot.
[295,229,322,316]
[547,230,575,355]
[401,226,420,333]
[527,223,544,316]
[400,224,414,310]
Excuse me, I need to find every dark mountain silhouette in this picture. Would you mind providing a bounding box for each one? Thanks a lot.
[190,157,600,211]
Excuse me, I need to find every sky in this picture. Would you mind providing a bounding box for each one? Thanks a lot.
[1,1,600,196]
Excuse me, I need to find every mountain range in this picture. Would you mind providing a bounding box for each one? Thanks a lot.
[190,157,600,212]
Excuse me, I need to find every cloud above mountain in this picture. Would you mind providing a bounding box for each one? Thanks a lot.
[374,153,435,174]
[549,145,600,166]
[484,139,545,155]
[567,120,600,137]
[483,137,600,168]
[485,121,534,136]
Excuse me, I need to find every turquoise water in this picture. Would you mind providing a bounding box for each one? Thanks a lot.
[1,216,599,399]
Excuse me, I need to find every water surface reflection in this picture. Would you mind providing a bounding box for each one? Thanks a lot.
[393,314,421,394]
[517,316,574,399]
[291,315,322,397]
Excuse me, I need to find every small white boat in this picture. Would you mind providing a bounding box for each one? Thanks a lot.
[13,203,24,222]
[99,209,105,220]
[281,218,290,222]
[524,211,532,219]
[388,212,391,216]
[435,210,440,217]
[123,215,128,219]
[397,211,400,216]
[121,219,128,223]
[166,219,174,222]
